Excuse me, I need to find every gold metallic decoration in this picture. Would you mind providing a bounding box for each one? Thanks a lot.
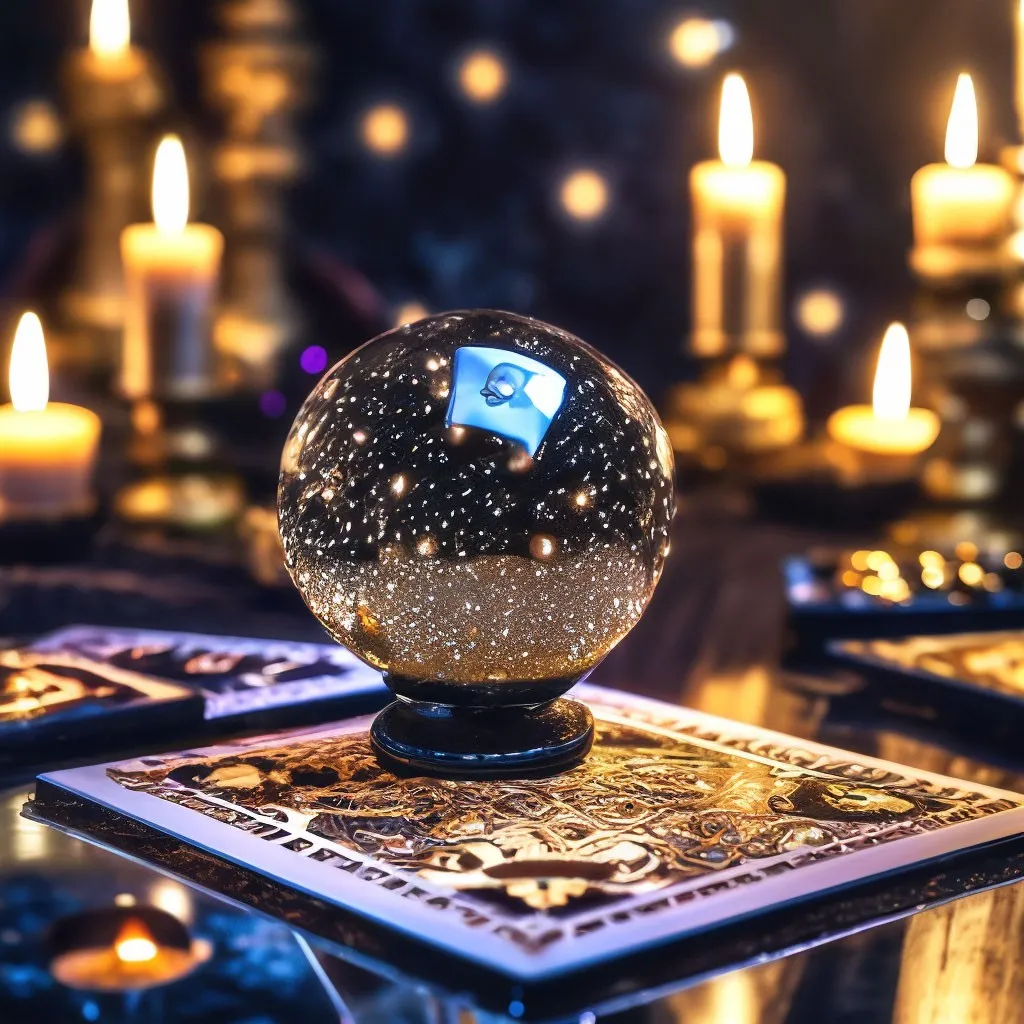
[201,0,316,388]
[107,697,1019,938]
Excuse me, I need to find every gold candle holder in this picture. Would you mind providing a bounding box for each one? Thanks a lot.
[58,0,165,377]
[201,0,316,390]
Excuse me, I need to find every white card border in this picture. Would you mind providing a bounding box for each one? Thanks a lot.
[38,683,1024,980]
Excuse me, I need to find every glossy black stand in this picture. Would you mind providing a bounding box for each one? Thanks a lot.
[370,696,594,779]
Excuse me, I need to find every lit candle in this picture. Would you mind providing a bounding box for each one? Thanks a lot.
[120,135,224,399]
[690,73,785,358]
[50,912,208,992]
[0,314,101,520]
[827,323,940,457]
[82,0,145,81]
[910,74,1014,279]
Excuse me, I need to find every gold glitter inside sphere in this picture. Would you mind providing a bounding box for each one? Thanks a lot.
[279,310,674,704]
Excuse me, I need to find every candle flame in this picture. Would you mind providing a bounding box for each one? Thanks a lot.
[9,312,48,412]
[944,73,978,169]
[114,919,158,964]
[152,135,189,233]
[89,0,130,60]
[718,72,753,167]
[872,322,912,421]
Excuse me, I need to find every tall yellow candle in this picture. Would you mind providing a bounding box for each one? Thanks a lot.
[0,314,101,519]
[690,73,785,358]
[120,135,224,400]
[911,74,1014,280]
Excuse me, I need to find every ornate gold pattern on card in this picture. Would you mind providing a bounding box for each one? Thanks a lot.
[107,701,1020,954]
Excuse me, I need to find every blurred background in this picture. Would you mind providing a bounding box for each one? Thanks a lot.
[0,0,1016,410]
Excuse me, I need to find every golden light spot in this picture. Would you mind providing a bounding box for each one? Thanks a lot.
[878,561,899,581]
[865,550,892,572]
[573,490,591,508]
[861,576,882,596]
[840,570,861,588]
[955,540,978,562]
[668,17,731,68]
[1005,551,1022,570]
[356,604,381,635]
[416,535,438,557]
[352,429,368,444]
[879,578,911,603]
[560,169,609,221]
[529,533,558,560]
[983,572,1003,592]
[850,550,871,572]
[958,561,984,587]
[390,474,408,497]
[919,550,944,568]
[321,488,335,502]
[794,288,845,338]
[448,425,468,443]
[394,301,428,326]
[507,448,534,473]
[361,103,409,156]
[114,920,158,965]
[10,99,63,155]
[458,49,507,104]
[921,566,945,589]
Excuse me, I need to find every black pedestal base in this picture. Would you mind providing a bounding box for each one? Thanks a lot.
[369,697,595,779]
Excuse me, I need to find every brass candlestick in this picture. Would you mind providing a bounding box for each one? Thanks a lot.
[201,0,316,390]
[58,0,166,378]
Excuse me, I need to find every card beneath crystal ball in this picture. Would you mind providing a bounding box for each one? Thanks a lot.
[28,685,1024,1013]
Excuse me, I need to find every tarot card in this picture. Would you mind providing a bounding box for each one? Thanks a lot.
[28,684,1024,1017]
[831,630,1024,733]
[0,647,202,767]
[31,626,387,725]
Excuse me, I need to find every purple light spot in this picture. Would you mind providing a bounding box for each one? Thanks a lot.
[300,345,328,375]
[259,390,287,418]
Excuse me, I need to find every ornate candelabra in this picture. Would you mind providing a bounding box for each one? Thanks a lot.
[201,0,316,390]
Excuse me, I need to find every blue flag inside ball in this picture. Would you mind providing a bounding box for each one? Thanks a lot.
[446,346,567,457]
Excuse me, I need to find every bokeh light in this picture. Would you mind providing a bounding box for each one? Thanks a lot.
[259,390,287,418]
[965,297,990,321]
[560,169,609,221]
[10,99,63,155]
[300,344,328,375]
[794,287,845,338]
[394,301,429,326]
[668,16,735,69]
[458,49,508,104]
[361,103,409,156]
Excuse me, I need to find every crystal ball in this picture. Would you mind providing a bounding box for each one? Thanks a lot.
[279,310,674,706]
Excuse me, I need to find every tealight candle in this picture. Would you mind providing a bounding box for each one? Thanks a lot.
[120,135,224,400]
[690,73,785,358]
[49,907,209,993]
[0,314,101,520]
[827,323,940,458]
[911,74,1015,280]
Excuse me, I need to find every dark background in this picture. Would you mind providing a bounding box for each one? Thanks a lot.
[0,0,1017,407]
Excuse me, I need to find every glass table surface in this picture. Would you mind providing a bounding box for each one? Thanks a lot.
[3,508,1024,1023]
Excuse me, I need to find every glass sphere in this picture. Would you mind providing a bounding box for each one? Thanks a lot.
[279,310,674,706]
